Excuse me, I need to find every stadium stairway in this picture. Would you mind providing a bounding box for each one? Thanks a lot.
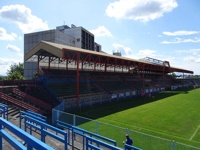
[0,91,44,114]
[12,88,52,114]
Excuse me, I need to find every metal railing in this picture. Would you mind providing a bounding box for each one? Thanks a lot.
[0,117,54,150]
[0,103,8,120]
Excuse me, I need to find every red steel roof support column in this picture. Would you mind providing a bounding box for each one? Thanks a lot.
[142,64,145,88]
[66,59,68,70]
[48,56,50,69]
[104,57,108,72]
[37,56,40,75]
[76,52,80,108]
[122,60,124,73]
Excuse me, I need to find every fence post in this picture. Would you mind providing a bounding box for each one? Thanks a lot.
[41,125,44,142]
[24,117,27,132]
[52,109,55,124]
[125,128,129,134]
[171,140,176,150]
[73,114,76,126]
[19,111,22,128]
[96,121,98,134]
[0,123,2,150]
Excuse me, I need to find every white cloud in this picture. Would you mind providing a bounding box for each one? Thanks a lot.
[175,49,200,55]
[188,49,200,55]
[106,0,178,22]
[111,44,168,62]
[90,26,112,37]
[184,56,200,63]
[127,49,175,63]
[0,58,18,65]
[0,58,22,75]
[0,27,17,40]
[174,49,188,54]
[18,36,23,41]
[138,49,156,56]
[0,4,48,33]
[111,44,162,61]
[112,43,132,55]
[133,49,157,59]
[6,44,21,52]
[172,48,200,74]
[17,52,24,58]
[175,49,200,63]
[163,30,199,36]
[161,37,200,44]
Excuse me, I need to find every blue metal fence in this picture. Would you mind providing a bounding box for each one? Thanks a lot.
[0,103,8,120]
[55,120,130,150]
[0,117,54,150]
[85,135,122,150]
[124,144,142,150]
[19,110,47,129]
[23,115,68,150]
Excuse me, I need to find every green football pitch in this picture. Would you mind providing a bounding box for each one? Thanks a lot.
[70,88,200,148]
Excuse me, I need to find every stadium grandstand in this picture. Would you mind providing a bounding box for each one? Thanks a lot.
[1,40,200,149]
[24,41,193,109]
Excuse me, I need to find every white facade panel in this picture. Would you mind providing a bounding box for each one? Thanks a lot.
[24,25,101,79]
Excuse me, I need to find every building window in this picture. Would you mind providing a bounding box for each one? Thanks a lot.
[77,38,80,42]
[38,34,42,41]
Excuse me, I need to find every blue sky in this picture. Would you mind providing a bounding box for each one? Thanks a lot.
[0,0,200,76]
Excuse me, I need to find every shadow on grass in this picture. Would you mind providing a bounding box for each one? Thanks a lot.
[67,87,194,122]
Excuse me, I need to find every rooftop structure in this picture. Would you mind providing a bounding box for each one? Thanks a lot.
[24,24,101,79]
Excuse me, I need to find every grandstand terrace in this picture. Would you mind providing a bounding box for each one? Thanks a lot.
[24,41,193,109]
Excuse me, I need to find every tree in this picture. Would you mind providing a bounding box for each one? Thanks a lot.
[171,73,177,78]
[7,62,24,80]
[7,63,23,75]
[0,76,5,80]
[7,71,24,80]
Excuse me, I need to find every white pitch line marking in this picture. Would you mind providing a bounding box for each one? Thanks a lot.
[190,124,200,140]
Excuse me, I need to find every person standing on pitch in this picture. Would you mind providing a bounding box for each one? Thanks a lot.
[123,134,133,150]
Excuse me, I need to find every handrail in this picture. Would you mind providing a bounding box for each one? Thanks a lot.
[24,115,68,150]
[88,143,103,150]
[0,117,54,150]
[19,111,47,129]
[12,88,51,110]
[56,120,117,149]
[125,144,142,150]
[26,110,47,120]
[85,136,122,150]
[0,103,8,120]
[0,80,36,87]
[73,126,117,146]
[0,92,43,114]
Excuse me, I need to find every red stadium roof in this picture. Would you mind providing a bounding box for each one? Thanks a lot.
[25,41,193,74]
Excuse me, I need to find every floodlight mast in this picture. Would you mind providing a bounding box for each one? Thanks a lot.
[139,57,165,66]
[139,57,172,88]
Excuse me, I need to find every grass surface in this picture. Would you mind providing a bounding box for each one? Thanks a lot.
[68,88,200,149]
